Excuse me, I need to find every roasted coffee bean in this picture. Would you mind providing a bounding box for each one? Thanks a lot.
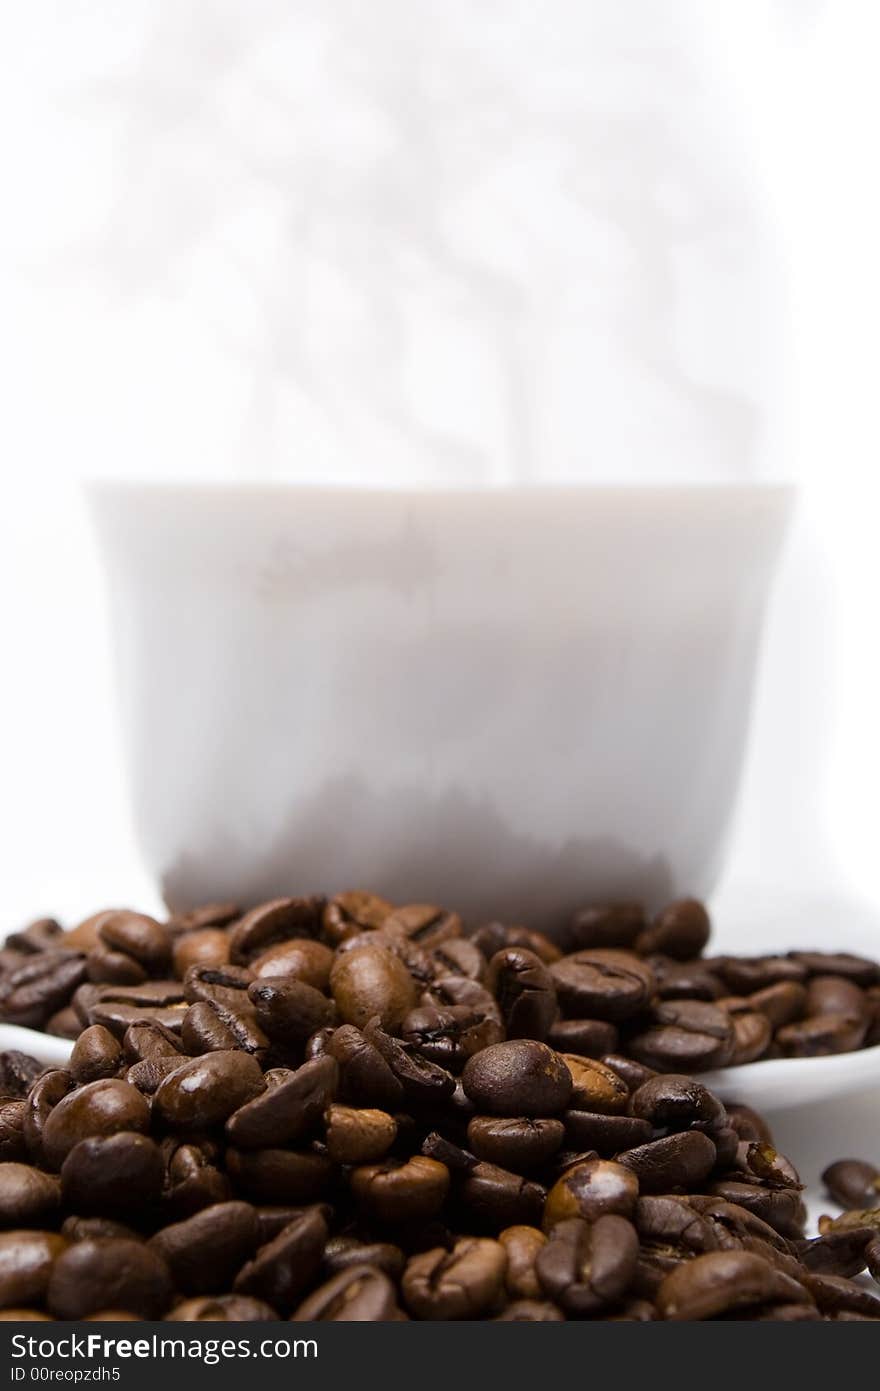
[805,1272,880,1317]
[292,1264,398,1320]
[233,1206,328,1311]
[126,1056,187,1095]
[543,1159,638,1230]
[728,1141,802,1190]
[618,1131,716,1193]
[748,981,808,1029]
[467,1117,564,1171]
[495,1299,565,1320]
[45,1007,81,1039]
[7,918,63,954]
[428,938,486,982]
[351,1156,450,1225]
[172,929,232,977]
[777,1013,867,1057]
[636,899,711,961]
[600,1054,656,1091]
[363,1020,456,1106]
[61,1216,141,1243]
[707,1181,807,1238]
[563,1111,653,1156]
[867,1236,880,1282]
[719,956,807,994]
[790,951,879,985]
[559,1055,627,1115]
[487,948,557,1040]
[384,903,462,949]
[461,1041,571,1117]
[329,944,417,1031]
[421,1132,477,1172]
[550,950,654,1022]
[627,1000,735,1072]
[822,1158,880,1209]
[325,1104,397,1164]
[805,974,868,1020]
[0,1164,60,1226]
[70,1026,123,1084]
[459,1163,546,1230]
[657,1249,810,1320]
[226,1057,338,1149]
[181,999,269,1057]
[166,1294,278,1320]
[0,1052,43,1098]
[568,903,644,951]
[182,964,251,1010]
[60,1132,164,1213]
[41,1079,151,1170]
[322,1236,404,1280]
[254,1203,331,1244]
[154,1051,265,1130]
[251,938,334,988]
[226,1148,333,1205]
[0,951,87,1028]
[229,897,323,965]
[0,1230,67,1308]
[92,911,171,971]
[629,1074,726,1134]
[150,1201,259,1294]
[168,903,241,935]
[23,1070,72,1160]
[401,1004,501,1069]
[247,979,334,1045]
[327,1026,404,1110]
[86,944,149,986]
[403,1237,506,1319]
[498,1225,545,1300]
[304,1027,336,1060]
[796,1228,874,1278]
[634,1195,719,1256]
[536,1214,638,1313]
[719,999,773,1065]
[123,1020,184,1063]
[546,1018,619,1058]
[164,1144,231,1218]
[819,1207,880,1235]
[647,956,723,1001]
[47,1237,173,1319]
[0,1102,27,1164]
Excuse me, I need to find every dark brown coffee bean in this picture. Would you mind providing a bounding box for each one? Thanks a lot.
[718,999,773,1064]
[804,1272,880,1317]
[0,1230,67,1308]
[629,1073,726,1133]
[569,903,644,951]
[421,1132,477,1172]
[401,1004,502,1070]
[41,1079,151,1170]
[23,1070,72,1160]
[363,1020,456,1106]
[322,1236,404,1280]
[487,947,557,1040]
[247,979,335,1045]
[495,1298,565,1320]
[292,1263,398,1320]
[459,1162,545,1230]
[61,1216,142,1243]
[728,1140,802,1190]
[403,1237,506,1319]
[163,1144,231,1219]
[327,1026,404,1110]
[627,1000,735,1072]
[0,1102,27,1164]
[0,1052,43,1099]
[47,1237,173,1319]
[233,1207,328,1311]
[167,902,241,934]
[45,1006,81,1039]
[647,956,723,1001]
[796,1228,874,1277]
[563,1111,653,1156]
[726,1103,774,1145]
[324,1104,397,1164]
[790,951,879,985]
[69,1025,123,1084]
[86,947,149,986]
[172,930,231,977]
[822,1158,880,1209]
[7,918,63,953]
[92,911,170,971]
[600,1054,656,1091]
[251,938,334,988]
[0,1164,60,1226]
[777,1012,867,1056]
[126,1056,187,1095]
[226,1148,333,1205]
[634,1196,720,1256]
[498,1225,545,1300]
[805,974,868,1020]
[0,951,87,1028]
[536,1214,638,1313]
[351,1156,450,1224]
[461,1041,571,1117]
[707,1181,807,1238]
[719,956,807,994]
[150,1200,259,1294]
[636,899,711,961]
[550,950,655,1022]
[867,1236,880,1282]
[182,963,251,1009]
[657,1249,810,1320]
[122,1020,184,1062]
[617,1130,716,1193]
[180,1000,268,1057]
[384,903,462,949]
[467,1116,564,1170]
[427,938,486,983]
[329,944,417,1031]
[546,1018,619,1058]
[226,1056,338,1148]
[228,897,323,964]
[543,1158,638,1230]
[748,981,807,1029]
[60,1132,163,1213]
[154,1051,265,1130]
[165,1294,278,1320]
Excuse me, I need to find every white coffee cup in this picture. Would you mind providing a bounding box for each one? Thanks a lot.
[89,481,794,930]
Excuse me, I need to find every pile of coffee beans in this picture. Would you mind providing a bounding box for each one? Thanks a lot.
[0,892,878,1321]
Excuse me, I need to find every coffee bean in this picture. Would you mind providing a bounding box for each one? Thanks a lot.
[401,1004,501,1070]
[322,1236,404,1280]
[0,1103,27,1164]
[461,1041,572,1117]
[0,1164,60,1226]
[60,1132,164,1214]
[325,1104,397,1164]
[226,1057,338,1149]
[777,1013,867,1057]
[636,899,711,960]
[561,1055,629,1114]
[384,903,462,948]
[657,1249,811,1320]
[45,1007,81,1039]
[0,951,87,1028]
[0,1230,67,1308]
[226,1148,333,1205]
[123,1021,184,1062]
[126,1056,187,1095]
[805,974,868,1020]
[748,981,807,1029]
[600,1054,656,1091]
[182,964,251,1011]
[790,951,879,986]
[822,1158,880,1209]
[403,1237,506,1319]
[543,1159,638,1230]
[707,1181,807,1239]
[428,938,486,982]
[719,999,773,1065]
[487,948,557,1040]
[163,1144,231,1219]
[550,950,655,1022]
[627,1000,735,1072]
[171,930,231,978]
[459,1163,546,1230]
[804,1272,880,1317]
[0,1053,43,1100]
[181,999,269,1057]
[41,1079,151,1170]
[292,1264,398,1320]
[363,1020,456,1107]
[726,1103,774,1145]
[154,1051,265,1130]
[228,897,323,965]
[62,1216,141,1243]
[498,1225,545,1300]
[168,903,241,935]
[233,1207,328,1311]
[351,1156,450,1224]
[569,903,644,951]
[47,1237,173,1319]
[495,1298,565,1320]
[634,1196,719,1256]
[70,1026,123,1084]
[327,1026,404,1110]
[546,1018,619,1058]
[536,1214,638,1313]
[563,1111,653,1156]
[166,1294,278,1320]
[97,912,171,972]
[467,1117,564,1171]
[719,956,807,994]
[629,1074,726,1133]
[618,1131,716,1193]
[23,1070,72,1160]
[647,957,723,1001]
[251,938,334,988]
[150,1201,258,1294]
[796,1228,874,1278]
[329,944,417,1031]
[247,979,335,1046]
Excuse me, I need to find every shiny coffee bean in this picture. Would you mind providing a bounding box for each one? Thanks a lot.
[748,981,808,1029]
[94,911,171,971]
[777,1013,867,1057]
[543,1159,638,1230]
[707,1181,807,1239]
[403,1237,506,1319]
[627,1000,735,1072]
[487,948,557,1040]
[292,1263,398,1321]
[251,938,334,988]
[0,1230,67,1308]
[789,951,878,985]
[796,1228,874,1278]
[536,1214,638,1313]
[60,1132,164,1213]
[150,1201,258,1294]
[322,1236,404,1280]
[324,1104,397,1164]
[568,903,644,951]
[563,1111,653,1156]
[0,1164,60,1226]
[327,1026,404,1110]
[181,999,269,1057]
[550,950,654,1022]
[172,929,231,978]
[47,1237,173,1319]
[804,1272,880,1317]
[822,1158,880,1209]
[459,1163,546,1230]
[401,1004,501,1070]
[461,1041,572,1117]
[351,1156,450,1225]
[546,1018,619,1058]
[123,1020,184,1062]
[41,1079,150,1170]
[228,897,324,965]
[233,1206,328,1311]
[0,1102,27,1164]
[636,899,711,961]
[69,1026,123,1084]
[62,1216,141,1243]
[226,1148,333,1205]
[498,1225,546,1300]
[467,1116,564,1170]
[166,1294,278,1321]
[154,1051,265,1130]
[247,979,334,1045]
[428,938,486,983]
[600,1054,656,1091]
[561,1055,629,1115]
[719,999,773,1065]
[617,1131,716,1193]
[23,1070,72,1160]
[657,1249,810,1320]
[329,944,417,1031]
[0,951,87,1029]
[629,1073,726,1134]
[226,1057,338,1149]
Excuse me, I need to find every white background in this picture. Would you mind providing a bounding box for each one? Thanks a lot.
[0,0,878,954]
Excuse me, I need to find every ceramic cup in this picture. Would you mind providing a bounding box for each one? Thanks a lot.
[88,482,794,930]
